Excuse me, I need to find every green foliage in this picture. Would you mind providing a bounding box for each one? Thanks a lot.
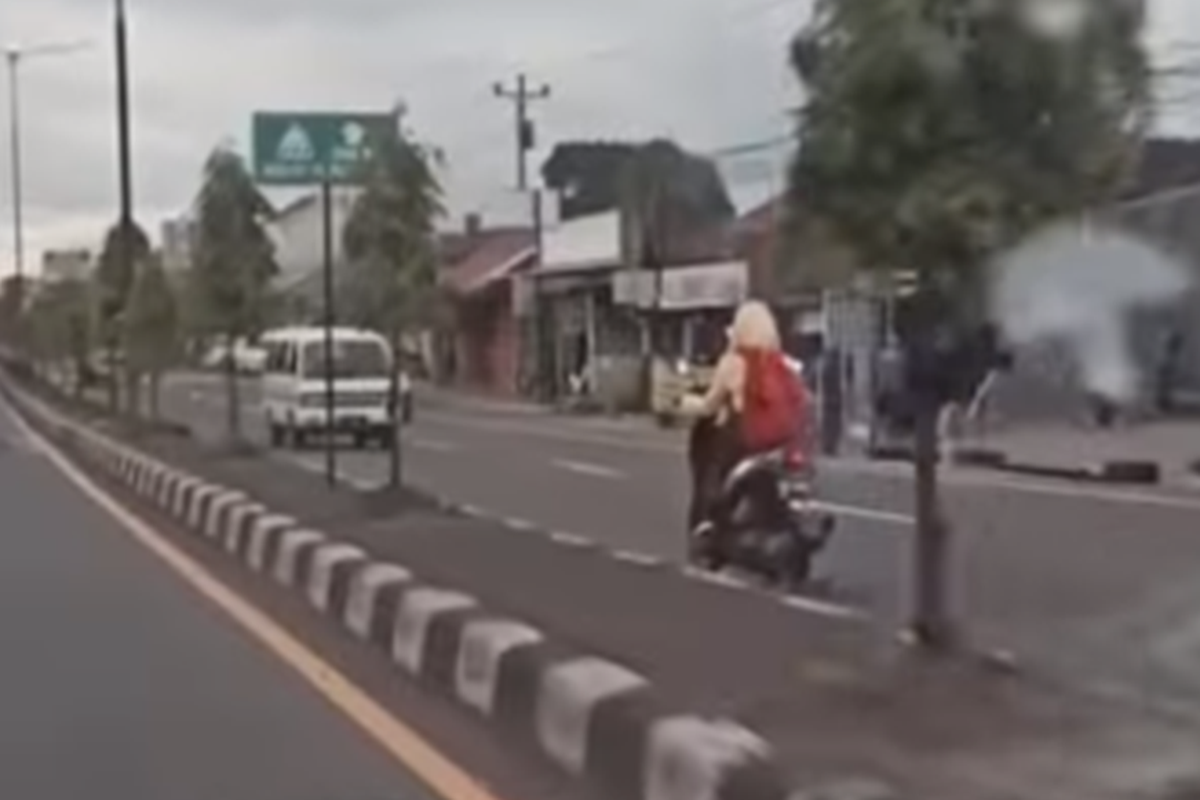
[192,146,278,339]
[342,118,445,335]
[0,275,28,342]
[788,0,1152,298]
[620,138,736,267]
[94,219,151,344]
[25,278,91,368]
[123,255,179,374]
[543,139,735,224]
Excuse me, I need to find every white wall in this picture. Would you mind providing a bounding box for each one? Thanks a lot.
[270,188,359,289]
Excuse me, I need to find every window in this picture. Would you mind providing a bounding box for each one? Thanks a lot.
[300,340,389,379]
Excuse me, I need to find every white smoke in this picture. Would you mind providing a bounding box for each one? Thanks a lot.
[988,222,1192,403]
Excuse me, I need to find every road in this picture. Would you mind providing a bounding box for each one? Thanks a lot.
[0,394,462,799]
[162,374,1200,702]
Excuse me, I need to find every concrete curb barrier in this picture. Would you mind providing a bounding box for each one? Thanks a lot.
[868,443,1162,485]
[0,376,792,800]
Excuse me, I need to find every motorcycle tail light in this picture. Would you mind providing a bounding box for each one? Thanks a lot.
[782,446,807,471]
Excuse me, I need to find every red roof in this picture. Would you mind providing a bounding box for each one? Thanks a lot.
[442,228,536,295]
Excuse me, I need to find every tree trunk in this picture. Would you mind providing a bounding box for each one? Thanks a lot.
[387,328,403,488]
[224,332,242,442]
[910,398,952,649]
[106,338,120,413]
[124,368,142,420]
[149,370,162,420]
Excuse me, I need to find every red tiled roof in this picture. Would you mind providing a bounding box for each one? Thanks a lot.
[442,228,536,295]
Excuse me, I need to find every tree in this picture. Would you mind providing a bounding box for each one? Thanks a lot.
[542,139,735,223]
[788,0,1151,648]
[0,275,27,345]
[94,219,151,412]
[123,255,180,420]
[192,145,278,442]
[343,113,444,487]
[23,278,91,394]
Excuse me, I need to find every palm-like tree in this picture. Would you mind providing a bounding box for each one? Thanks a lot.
[342,113,445,486]
[192,145,278,442]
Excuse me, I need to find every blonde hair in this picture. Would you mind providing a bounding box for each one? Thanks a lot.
[728,300,781,351]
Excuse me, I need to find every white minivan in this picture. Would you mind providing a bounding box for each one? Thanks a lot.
[260,326,397,449]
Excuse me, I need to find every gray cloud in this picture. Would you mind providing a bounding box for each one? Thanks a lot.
[1,0,1197,272]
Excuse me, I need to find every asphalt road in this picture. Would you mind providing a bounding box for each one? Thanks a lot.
[0,396,446,799]
[161,374,1200,704]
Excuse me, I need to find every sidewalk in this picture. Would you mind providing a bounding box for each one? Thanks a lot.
[68,390,1200,799]
[962,420,1200,484]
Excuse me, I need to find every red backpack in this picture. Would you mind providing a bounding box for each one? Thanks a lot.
[738,348,805,452]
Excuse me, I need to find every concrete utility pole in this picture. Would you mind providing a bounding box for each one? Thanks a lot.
[492,73,550,191]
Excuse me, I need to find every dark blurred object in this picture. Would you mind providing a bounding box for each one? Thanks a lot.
[1155,330,1184,414]
[819,347,843,455]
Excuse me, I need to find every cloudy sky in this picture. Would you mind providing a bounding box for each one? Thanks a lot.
[1,0,1198,275]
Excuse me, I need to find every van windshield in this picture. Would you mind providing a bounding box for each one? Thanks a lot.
[300,340,390,379]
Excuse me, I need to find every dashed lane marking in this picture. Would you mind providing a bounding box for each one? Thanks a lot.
[550,459,625,480]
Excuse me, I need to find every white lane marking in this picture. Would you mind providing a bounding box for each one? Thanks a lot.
[779,594,866,621]
[815,502,912,527]
[551,459,625,480]
[410,437,458,453]
[549,531,596,548]
[611,549,662,567]
[680,566,753,591]
[502,516,538,532]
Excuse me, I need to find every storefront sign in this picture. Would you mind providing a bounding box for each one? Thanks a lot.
[613,261,748,310]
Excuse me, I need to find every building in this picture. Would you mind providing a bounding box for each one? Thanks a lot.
[270,189,360,293]
[440,216,536,396]
[160,216,196,274]
[525,204,752,409]
[40,249,91,284]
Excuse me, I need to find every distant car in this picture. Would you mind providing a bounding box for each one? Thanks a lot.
[201,339,267,374]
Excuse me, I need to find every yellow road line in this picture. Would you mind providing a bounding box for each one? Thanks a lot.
[4,401,511,800]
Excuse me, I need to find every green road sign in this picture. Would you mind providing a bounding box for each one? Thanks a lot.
[251,111,392,186]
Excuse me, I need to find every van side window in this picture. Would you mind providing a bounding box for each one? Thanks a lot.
[281,343,297,374]
[264,342,285,373]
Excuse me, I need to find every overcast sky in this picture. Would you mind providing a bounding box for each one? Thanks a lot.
[1,0,1198,275]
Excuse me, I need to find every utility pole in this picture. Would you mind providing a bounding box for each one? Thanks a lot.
[492,73,549,191]
[494,73,550,400]
[110,0,134,413]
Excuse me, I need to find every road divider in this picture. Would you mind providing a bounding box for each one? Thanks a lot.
[0,373,794,800]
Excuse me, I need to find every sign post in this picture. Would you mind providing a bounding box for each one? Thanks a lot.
[251,110,390,487]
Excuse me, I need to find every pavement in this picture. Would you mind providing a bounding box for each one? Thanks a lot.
[964,420,1200,484]
[0,387,449,798]
[128,371,1200,798]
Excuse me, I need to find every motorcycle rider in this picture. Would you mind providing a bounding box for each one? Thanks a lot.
[679,300,811,552]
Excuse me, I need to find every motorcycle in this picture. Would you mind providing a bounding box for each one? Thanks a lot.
[685,409,835,591]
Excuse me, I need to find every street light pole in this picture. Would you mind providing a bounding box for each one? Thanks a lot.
[114,0,133,231]
[3,38,92,283]
[5,49,24,281]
